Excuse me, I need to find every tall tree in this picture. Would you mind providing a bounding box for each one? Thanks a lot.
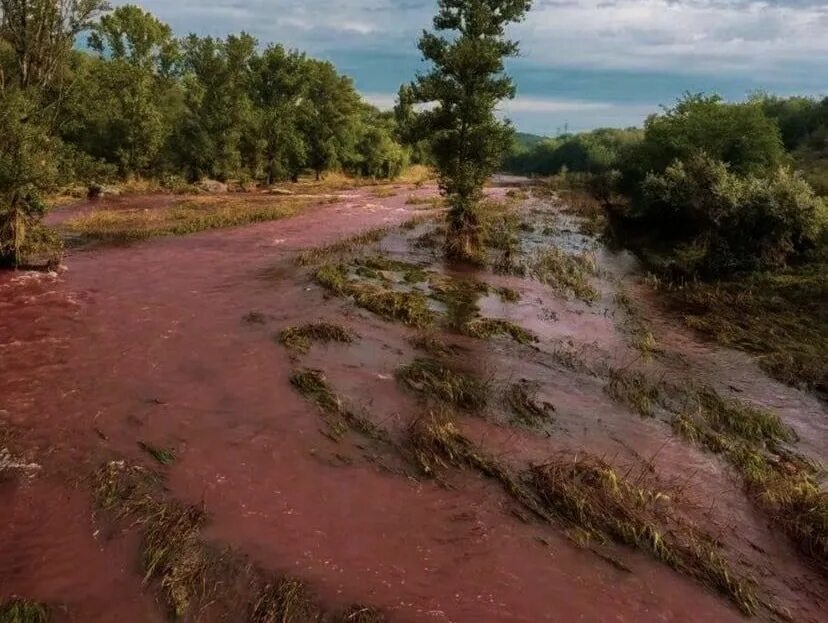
[0,0,109,267]
[411,0,531,260]
[302,59,361,180]
[249,45,308,184]
[87,4,179,175]
[175,33,256,181]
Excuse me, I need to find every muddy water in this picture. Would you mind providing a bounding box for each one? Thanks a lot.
[1,185,825,622]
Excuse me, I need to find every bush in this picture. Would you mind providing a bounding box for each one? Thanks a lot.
[641,154,825,277]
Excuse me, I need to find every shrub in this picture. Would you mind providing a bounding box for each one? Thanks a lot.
[641,154,825,277]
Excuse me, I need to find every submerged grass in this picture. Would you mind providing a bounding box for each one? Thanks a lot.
[461,318,537,346]
[505,381,555,427]
[315,263,434,328]
[531,248,600,303]
[406,411,539,512]
[250,578,321,623]
[93,461,211,618]
[662,263,828,398]
[606,368,665,417]
[289,369,388,442]
[93,461,385,622]
[65,197,309,244]
[279,322,355,355]
[0,600,49,623]
[605,367,824,572]
[137,442,176,466]
[396,359,488,411]
[529,456,758,615]
[673,400,825,572]
[296,227,390,266]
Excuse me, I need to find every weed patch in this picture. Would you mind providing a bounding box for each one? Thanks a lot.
[65,198,308,244]
[280,323,355,355]
[290,369,388,442]
[506,381,555,426]
[315,263,434,327]
[531,248,599,303]
[530,456,758,615]
[0,600,49,623]
[461,318,537,346]
[396,359,488,411]
[138,442,176,466]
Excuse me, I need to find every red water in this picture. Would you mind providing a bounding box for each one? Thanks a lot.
[1,185,825,622]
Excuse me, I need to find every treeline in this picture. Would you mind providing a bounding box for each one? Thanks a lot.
[0,2,413,266]
[505,94,827,278]
[60,5,410,184]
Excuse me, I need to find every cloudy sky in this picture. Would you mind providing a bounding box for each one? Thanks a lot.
[116,1,827,135]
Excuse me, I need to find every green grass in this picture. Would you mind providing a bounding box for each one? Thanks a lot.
[251,578,321,623]
[529,456,758,615]
[65,197,309,244]
[663,263,828,398]
[93,460,384,621]
[279,322,355,355]
[138,442,176,466]
[289,369,388,442]
[505,381,555,427]
[0,600,49,623]
[530,248,600,303]
[296,227,390,266]
[396,359,488,411]
[606,368,665,417]
[460,318,537,345]
[315,263,434,328]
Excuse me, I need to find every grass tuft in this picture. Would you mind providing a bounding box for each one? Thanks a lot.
[333,605,387,623]
[138,442,176,466]
[315,263,434,328]
[296,227,389,266]
[396,359,488,411]
[65,197,308,245]
[250,578,321,623]
[530,248,600,303]
[93,461,210,617]
[289,369,388,442]
[606,369,664,417]
[280,323,355,355]
[0,600,49,623]
[530,456,758,615]
[461,318,537,346]
[505,381,555,426]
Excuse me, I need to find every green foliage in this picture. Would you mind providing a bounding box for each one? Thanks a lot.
[0,0,109,267]
[410,0,532,259]
[0,599,49,623]
[82,5,179,174]
[641,154,825,276]
[638,93,785,179]
[302,59,362,180]
[505,128,643,177]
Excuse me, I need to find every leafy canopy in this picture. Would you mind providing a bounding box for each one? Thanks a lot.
[411,0,532,259]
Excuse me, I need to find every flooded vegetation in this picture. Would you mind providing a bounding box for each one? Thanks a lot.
[2,1,826,622]
[2,173,827,622]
